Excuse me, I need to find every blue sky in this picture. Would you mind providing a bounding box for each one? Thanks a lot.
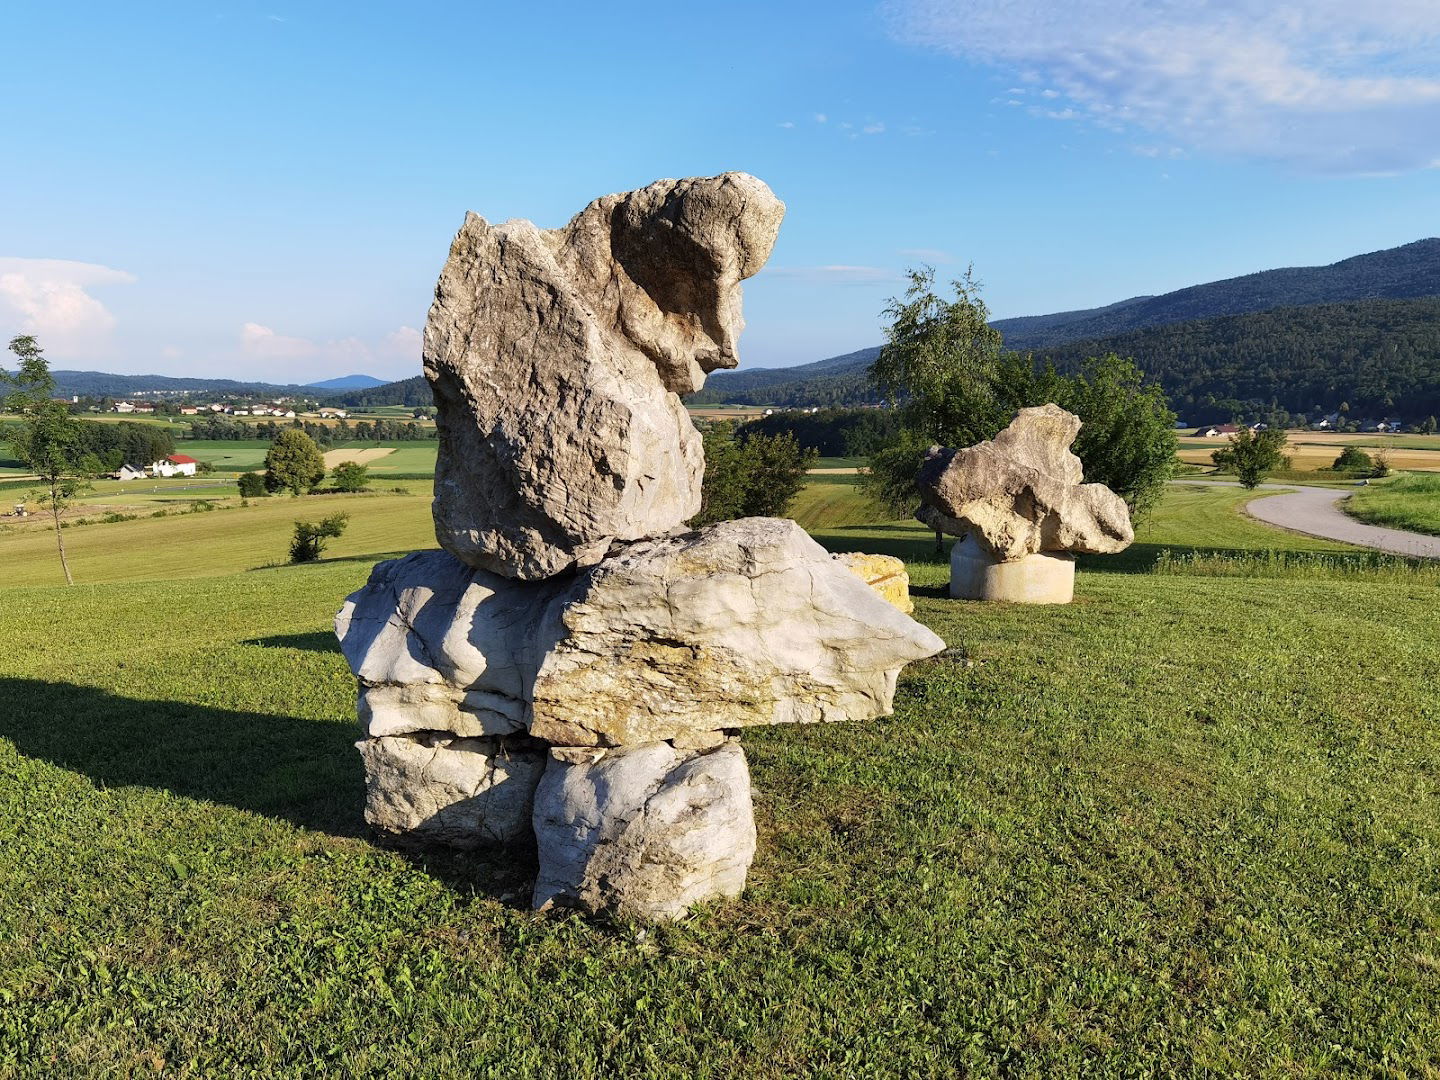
[3,0,1439,383]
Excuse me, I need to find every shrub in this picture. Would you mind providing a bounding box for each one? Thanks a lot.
[237,472,268,498]
[1333,446,1373,472]
[289,513,349,563]
[331,461,369,493]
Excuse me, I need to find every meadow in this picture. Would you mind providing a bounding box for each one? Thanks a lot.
[1347,472,1440,536]
[3,474,1439,1075]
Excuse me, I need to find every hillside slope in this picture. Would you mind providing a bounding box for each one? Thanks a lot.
[1036,296,1440,418]
[994,238,1440,348]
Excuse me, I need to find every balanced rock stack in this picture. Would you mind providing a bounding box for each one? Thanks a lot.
[336,174,944,921]
[916,404,1134,604]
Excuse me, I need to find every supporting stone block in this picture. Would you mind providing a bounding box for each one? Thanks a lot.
[532,741,756,921]
[950,535,1075,604]
[357,733,546,850]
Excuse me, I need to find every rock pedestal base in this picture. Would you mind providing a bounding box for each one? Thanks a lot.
[950,536,1075,604]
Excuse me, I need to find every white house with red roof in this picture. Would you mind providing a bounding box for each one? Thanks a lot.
[151,454,199,478]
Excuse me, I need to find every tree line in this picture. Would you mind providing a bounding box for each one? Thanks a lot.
[185,416,434,445]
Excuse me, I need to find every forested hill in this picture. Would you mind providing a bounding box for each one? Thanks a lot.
[1034,296,1440,419]
[994,238,1440,349]
[337,375,432,407]
[683,347,880,408]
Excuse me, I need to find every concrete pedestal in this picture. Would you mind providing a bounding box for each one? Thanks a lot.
[950,535,1076,604]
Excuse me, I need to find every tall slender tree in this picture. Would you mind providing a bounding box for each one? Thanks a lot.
[2,336,91,585]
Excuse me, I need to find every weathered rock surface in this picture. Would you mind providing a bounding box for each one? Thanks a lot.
[532,741,756,921]
[335,519,945,749]
[335,552,547,739]
[832,552,914,614]
[424,172,785,580]
[357,733,546,849]
[916,404,1134,561]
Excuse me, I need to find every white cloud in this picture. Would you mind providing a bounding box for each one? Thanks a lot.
[381,325,422,361]
[815,113,828,123]
[0,257,135,345]
[862,122,886,135]
[765,265,903,285]
[778,120,796,129]
[239,321,420,380]
[889,0,1440,172]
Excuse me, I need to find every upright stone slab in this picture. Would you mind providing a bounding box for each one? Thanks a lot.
[424,173,785,580]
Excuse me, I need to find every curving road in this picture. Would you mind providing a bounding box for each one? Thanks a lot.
[1174,479,1440,559]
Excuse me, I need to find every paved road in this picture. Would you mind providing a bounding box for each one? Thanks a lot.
[1174,479,1440,558]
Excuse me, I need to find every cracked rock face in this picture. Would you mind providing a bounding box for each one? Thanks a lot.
[532,741,756,921]
[424,172,785,580]
[916,404,1134,561]
[336,520,946,750]
[357,733,546,849]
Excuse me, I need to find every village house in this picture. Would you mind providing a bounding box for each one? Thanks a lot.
[1195,424,1240,438]
[110,464,148,481]
[150,454,199,478]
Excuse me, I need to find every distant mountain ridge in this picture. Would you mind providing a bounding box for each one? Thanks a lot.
[306,373,388,390]
[992,238,1440,348]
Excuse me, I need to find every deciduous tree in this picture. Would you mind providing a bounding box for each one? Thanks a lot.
[264,429,327,495]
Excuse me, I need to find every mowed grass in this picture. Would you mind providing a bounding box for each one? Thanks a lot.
[0,492,435,587]
[2,480,1440,1074]
[1347,472,1440,536]
[789,474,888,530]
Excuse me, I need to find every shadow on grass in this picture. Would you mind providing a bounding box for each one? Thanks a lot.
[243,631,342,653]
[0,676,535,906]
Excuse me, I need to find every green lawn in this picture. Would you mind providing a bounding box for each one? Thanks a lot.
[1347,473,1440,536]
[2,483,1440,1074]
[180,439,273,473]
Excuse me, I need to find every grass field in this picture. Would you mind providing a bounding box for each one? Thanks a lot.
[3,479,1440,1074]
[1347,473,1440,536]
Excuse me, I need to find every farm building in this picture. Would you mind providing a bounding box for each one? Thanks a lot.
[151,454,199,478]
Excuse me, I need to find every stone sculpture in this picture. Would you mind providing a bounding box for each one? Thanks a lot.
[916,404,1134,603]
[336,174,945,921]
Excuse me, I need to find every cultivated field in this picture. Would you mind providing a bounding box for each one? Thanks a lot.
[1178,430,1440,473]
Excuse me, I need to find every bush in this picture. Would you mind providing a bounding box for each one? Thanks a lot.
[289,513,349,563]
[1333,446,1373,472]
[331,461,369,493]
[237,472,267,497]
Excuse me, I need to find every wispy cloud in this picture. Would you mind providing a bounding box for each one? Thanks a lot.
[765,265,903,286]
[239,322,420,378]
[0,257,135,346]
[778,120,796,129]
[889,0,1440,173]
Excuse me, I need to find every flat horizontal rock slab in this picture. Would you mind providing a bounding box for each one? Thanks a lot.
[337,518,945,748]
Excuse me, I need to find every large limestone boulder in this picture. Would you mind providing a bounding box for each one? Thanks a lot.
[335,519,945,748]
[424,173,785,580]
[525,517,945,746]
[357,733,546,849]
[532,741,756,921]
[916,404,1133,562]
